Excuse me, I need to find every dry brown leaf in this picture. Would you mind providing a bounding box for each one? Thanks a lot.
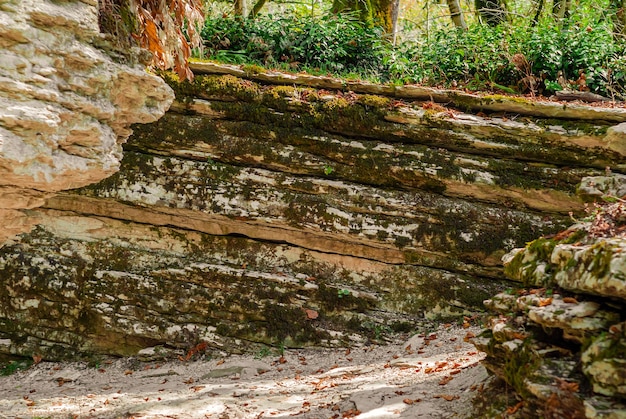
[539,297,553,307]
[563,297,578,304]
[435,394,459,401]
[439,376,453,385]
[557,378,580,393]
[506,401,524,414]
[463,332,475,342]
[304,308,319,320]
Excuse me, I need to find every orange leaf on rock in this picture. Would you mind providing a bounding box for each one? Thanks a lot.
[305,309,319,320]
[563,297,578,304]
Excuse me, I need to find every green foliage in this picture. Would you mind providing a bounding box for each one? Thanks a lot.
[198,7,626,99]
[0,359,32,376]
[201,13,386,75]
[337,288,351,298]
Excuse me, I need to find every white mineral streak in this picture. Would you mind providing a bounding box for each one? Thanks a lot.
[0,0,174,243]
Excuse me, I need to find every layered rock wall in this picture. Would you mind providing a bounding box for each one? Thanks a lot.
[474,176,626,417]
[0,0,174,242]
[1,60,626,360]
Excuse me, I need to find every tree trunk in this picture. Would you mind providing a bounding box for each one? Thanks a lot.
[234,0,247,16]
[552,0,570,20]
[332,0,397,34]
[475,0,506,26]
[446,0,468,30]
[531,0,544,26]
[611,0,626,40]
[249,0,267,18]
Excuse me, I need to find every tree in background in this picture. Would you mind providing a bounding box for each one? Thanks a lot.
[98,0,204,81]
[446,0,467,29]
[611,0,626,39]
[331,0,399,34]
[475,0,507,26]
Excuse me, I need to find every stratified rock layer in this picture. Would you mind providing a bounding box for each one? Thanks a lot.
[2,63,626,361]
[475,180,626,418]
[0,0,174,242]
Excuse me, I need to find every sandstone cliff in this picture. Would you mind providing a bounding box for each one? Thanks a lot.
[1,59,625,361]
[474,176,626,417]
[0,0,174,243]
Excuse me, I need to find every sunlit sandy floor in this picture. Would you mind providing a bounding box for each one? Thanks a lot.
[0,325,490,419]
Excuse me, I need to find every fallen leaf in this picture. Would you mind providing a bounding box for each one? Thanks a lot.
[191,385,205,392]
[439,376,454,385]
[342,409,361,418]
[32,354,42,365]
[305,309,319,320]
[435,394,459,401]
[539,297,553,307]
[279,356,287,364]
[463,332,476,342]
[563,297,578,304]
[216,359,225,366]
[403,398,415,405]
[124,370,133,376]
[345,349,351,356]
[183,377,194,384]
[506,401,524,414]
[557,378,580,393]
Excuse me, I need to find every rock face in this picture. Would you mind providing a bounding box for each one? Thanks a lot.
[0,0,174,243]
[1,61,626,361]
[475,179,626,417]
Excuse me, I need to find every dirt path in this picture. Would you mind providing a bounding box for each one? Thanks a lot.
[0,325,491,419]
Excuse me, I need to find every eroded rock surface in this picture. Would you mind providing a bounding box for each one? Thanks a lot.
[475,178,626,417]
[2,63,626,362]
[0,0,173,242]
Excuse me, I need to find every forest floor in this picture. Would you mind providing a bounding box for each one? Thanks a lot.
[0,324,496,419]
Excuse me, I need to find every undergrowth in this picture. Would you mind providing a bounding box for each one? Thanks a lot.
[198,13,626,99]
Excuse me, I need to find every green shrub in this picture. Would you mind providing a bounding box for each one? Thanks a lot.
[201,13,386,75]
[199,13,625,98]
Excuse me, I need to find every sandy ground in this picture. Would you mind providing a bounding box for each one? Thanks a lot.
[0,325,492,419]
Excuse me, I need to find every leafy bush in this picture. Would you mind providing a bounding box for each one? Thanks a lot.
[201,13,386,75]
[199,13,625,98]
